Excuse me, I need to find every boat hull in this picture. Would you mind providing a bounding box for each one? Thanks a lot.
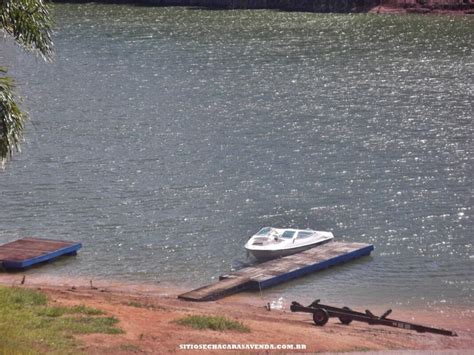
[246,239,332,261]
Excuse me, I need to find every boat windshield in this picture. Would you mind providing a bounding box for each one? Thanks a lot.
[297,231,314,239]
[281,231,295,239]
[256,227,272,235]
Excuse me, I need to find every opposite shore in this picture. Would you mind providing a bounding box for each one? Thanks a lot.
[52,0,474,14]
[1,273,473,354]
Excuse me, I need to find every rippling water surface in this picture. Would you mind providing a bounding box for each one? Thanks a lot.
[1,5,472,308]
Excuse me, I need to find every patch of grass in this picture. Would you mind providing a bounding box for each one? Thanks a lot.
[125,300,167,311]
[119,343,141,352]
[69,304,105,316]
[37,304,105,318]
[0,286,123,354]
[0,285,47,307]
[176,315,250,333]
[58,316,123,334]
[350,347,372,352]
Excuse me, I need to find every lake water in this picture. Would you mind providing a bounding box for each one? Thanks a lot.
[0,4,472,308]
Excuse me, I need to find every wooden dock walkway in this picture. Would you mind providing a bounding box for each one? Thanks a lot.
[0,238,82,270]
[178,241,374,301]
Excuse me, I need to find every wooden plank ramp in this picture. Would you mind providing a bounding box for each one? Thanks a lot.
[0,237,82,270]
[178,241,374,301]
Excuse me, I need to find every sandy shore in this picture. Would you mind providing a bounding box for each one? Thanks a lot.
[1,274,473,354]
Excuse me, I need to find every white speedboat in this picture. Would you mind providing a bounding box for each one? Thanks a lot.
[244,227,334,261]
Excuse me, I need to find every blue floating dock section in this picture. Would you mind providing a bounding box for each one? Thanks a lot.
[178,241,374,301]
[0,238,82,270]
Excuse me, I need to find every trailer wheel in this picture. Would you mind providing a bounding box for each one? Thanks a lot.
[312,309,329,326]
[338,307,353,325]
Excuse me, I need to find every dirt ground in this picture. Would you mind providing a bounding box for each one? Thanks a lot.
[1,274,473,354]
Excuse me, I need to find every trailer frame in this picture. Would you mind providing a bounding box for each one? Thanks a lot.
[290,299,457,337]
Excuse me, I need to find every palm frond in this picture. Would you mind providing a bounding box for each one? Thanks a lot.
[0,0,53,60]
[0,0,53,164]
[0,67,27,166]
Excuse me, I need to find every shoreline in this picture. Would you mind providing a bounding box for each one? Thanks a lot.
[1,273,472,353]
[369,5,474,15]
[3,272,472,311]
[51,0,474,15]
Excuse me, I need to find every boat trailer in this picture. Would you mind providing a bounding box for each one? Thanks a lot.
[290,299,457,336]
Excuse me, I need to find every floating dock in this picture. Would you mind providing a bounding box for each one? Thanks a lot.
[178,241,374,301]
[0,238,82,270]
